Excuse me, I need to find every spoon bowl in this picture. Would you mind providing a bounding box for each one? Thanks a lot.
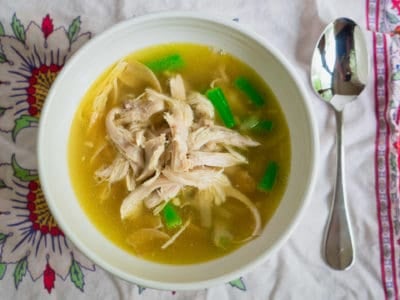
[311,18,368,110]
[311,18,368,270]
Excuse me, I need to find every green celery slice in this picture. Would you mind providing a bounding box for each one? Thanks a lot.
[206,87,236,128]
[255,120,273,132]
[161,202,182,229]
[235,76,265,107]
[240,117,273,132]
[145,54,184,73]
[258,161,278,191]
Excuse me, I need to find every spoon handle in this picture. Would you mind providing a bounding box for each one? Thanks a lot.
[325,109,355,270]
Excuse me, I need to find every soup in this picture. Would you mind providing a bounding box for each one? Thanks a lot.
[68,43,291,264]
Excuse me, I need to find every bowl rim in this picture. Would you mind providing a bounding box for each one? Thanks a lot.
[38,11,319,290]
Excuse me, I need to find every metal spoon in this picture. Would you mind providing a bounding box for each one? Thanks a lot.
[310,18,368,270]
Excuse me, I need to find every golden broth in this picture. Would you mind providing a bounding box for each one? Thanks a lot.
[68,43,291,264]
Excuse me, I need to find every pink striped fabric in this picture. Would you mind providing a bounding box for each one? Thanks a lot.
[368,0,400,299]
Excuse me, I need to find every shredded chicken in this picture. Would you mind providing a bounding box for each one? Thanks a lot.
[194,189,214,228]
[188,92,215,126]
[188,151,247,168]
[91,62,263,247]
[89,60,161,127]
[169,74,186,101]
[144,183,182,209]
[120,176,176,219]
[163,89,193,171]
[117,95,165,125]
[162,168,230,190]
[189,126,260,151]
[161,219,191,249]
[118,60,162,92]
[106,107,144,169]
[125,171,136,191]
[89,142,106,164]
[136,134,166,181]
[95,154,129,183]
[89,62,124,127]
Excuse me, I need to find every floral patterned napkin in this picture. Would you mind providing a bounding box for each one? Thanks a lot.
[0,1,400,299]
[0,13,94,292]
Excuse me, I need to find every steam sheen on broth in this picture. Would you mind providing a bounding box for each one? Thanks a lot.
[68,43,290,264]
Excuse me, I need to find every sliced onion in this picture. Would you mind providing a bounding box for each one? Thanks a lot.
[224,186,261,241]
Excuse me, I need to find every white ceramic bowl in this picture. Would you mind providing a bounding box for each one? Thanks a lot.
[38,12,318,290]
